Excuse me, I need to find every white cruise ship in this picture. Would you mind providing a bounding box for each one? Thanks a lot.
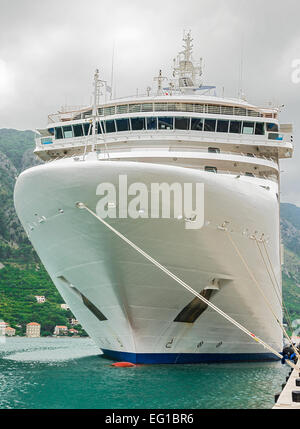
[14,32,294,364]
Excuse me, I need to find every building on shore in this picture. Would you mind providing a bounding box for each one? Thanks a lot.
[35,295,46,303]
[68,328,79,335]
[60,303,70,310]
[26,322,41,337]
[0,321,8,336]
[5,327,16,336]
[69,318,79,325]
[54,325,68,336]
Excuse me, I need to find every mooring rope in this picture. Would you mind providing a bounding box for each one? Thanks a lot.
[76,202,298,370]
[257,238,300,359]
[225,229,300,361]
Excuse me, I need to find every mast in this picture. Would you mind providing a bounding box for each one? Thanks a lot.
[172,30,203,91]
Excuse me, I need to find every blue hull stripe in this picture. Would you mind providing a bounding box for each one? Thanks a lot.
[101,349,279,364]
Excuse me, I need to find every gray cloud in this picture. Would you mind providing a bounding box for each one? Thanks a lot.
[0,0,299,204]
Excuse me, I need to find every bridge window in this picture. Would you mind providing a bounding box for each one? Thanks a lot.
[205,166,218,173]
[191,118,203,131]
[242,121,255,134]
[63,126,73,139]
[204,119,216,132]
[175,117,190,130]
[105,120,116,133]
[229,120,242,134]
[158,117,173,130]
[116,118,129,132]
[73,124,84,137]
[217,120,229,133]
[208,147,220,153]
[55,127,63,139]
[266,123,279,132]
[147,117,157,130]
[255,122,265,135]
[131,117,146,130]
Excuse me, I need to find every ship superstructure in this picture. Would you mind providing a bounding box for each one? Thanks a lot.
[14,32,294,363]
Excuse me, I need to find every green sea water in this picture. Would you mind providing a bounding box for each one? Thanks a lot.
[0,337,289,409]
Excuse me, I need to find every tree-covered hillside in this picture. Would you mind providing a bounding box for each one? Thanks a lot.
[0,129,85,335]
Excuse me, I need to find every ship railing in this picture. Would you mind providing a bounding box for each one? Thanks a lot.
[35,137,281,165]
[35,130,292,156]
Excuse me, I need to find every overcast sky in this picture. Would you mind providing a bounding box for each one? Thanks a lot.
[0,0,299,205]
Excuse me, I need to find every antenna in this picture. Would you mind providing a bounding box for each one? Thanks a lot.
[110,40,115,100]
[153,69,167,95]
[238,36,245,100]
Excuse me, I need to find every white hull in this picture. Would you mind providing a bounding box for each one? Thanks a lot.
[14,158,283,363]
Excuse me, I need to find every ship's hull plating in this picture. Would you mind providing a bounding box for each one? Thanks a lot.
[14,159,283,363]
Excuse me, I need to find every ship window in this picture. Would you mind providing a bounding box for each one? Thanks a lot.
[229,120,242,134]
[83,123,92,135]
[191,118,204,131]
[96,122,103,134]
[155,103,168,112]
[255,122,265,135]
[194,104,204,113]
[147,117,157,130]
[48,128,55,135]
[116,105,128,114]
[116,118,129,132]
[266,123,279,132]
[55,127,63,139]
[167,103,176,111]
[175,117,190,130]
[73,124,84,137]
[268,133,281,140]
[129,104,141,113]
[185,103,194,112]
[205,166,218,173]
[174,289,213,323]
[158,117,173,130]
[221,106,234,115]
[204,119,216,132]
[131,117,146,130]
[62,126,73,139]
[242,122,255,134]
[141,103,153,112]
[207,105,221,114]
[217,120,229,133]
[235,107,247,116]
[104,106,115,115]
[248,110,260,118]
[245,172,254,177]
[105,120,116,133]
[208,147,220,153]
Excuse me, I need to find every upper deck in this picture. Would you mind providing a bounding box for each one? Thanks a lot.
[34,31,294,183]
